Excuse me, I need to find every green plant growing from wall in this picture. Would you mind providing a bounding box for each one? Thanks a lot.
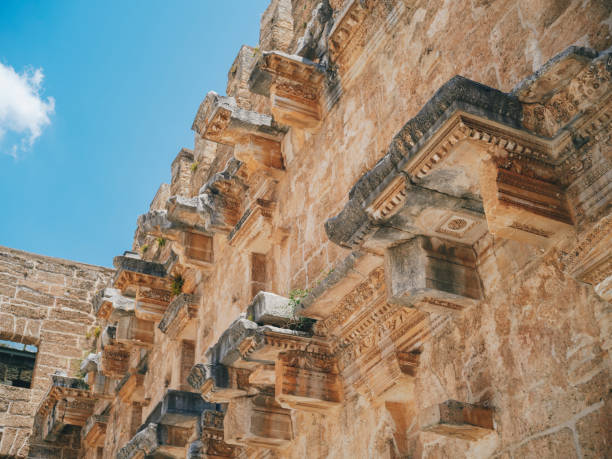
[286,288,316,332]
[157,237,166,248]
[140,244,149,254]
[190,161,199,173]
[171,274,185,297]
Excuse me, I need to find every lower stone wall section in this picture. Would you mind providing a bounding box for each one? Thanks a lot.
[0,246,112,458]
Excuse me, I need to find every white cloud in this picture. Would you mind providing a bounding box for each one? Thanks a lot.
[0,62,55,158]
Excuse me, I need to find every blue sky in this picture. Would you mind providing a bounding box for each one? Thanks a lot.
[0,1,269,267]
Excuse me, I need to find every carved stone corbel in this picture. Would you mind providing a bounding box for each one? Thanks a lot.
[192,92,286,174]
[250,51,326,129]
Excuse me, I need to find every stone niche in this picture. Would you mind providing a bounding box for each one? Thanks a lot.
[386,236,482,314]
[420,400,495,442]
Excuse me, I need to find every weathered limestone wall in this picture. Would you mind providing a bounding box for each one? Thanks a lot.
[0,246,112,458]
[27,1,610,458]
[189,1,610,457]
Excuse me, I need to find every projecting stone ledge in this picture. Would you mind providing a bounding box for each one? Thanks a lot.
[192,92,287,171]
[158,293,199,340]
[117,423,189,459]
[137,209,197,241]
[387,236,482,313]
[113,256,168,292]
[249,51,326,129]
[206,317,311,370]
[326,47,612,251]
[82,414,108,448]
[196,158,246,235]
[144,390,212,429]
[324,74,522,249]
[36,375,95,442]
[224,394,294,449]
[246,291,294,326]
[420,400,495,441]
[92,287,135,320]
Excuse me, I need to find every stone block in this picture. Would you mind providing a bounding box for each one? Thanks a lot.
[158,293,199,340]
[228,199,277,253]
[144,390,212,429]
[117,373,146,404]
[117,422,191,459]
[224,394,294,448]
[134,286,173,322]
[246,291,293,326]
[82,414,108,447]
[191,92,286,172]
[116,314,155,347]
[480,162,574,247]
[420,400,494,441]
[275,350,342,413]
[100,345,130,378]
[386,236,482,313]
[249,51,325,129]
[190,363,250,403]
[259,0,293,52]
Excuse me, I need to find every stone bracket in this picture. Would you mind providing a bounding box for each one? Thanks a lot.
[386,236,482,313]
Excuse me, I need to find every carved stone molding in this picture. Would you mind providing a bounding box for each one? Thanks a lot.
[275,350,342,413]
[250,51,326,129]
[36,376,96,443]
[327,49,612,252]
[480,160,574,247]
[192,92,286,173]
[228,199,278,253]
[92,287,134,320]
[562,216,612,301]
[158,293,200,340]
[328,0,372,71]
[100,344,131,378]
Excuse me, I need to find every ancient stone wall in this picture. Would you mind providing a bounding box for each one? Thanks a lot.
[0,246,112,458]
[17,0,612,458]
